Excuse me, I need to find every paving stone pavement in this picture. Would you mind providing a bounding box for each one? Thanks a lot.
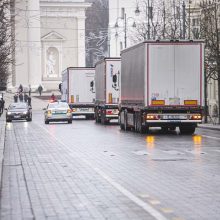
[0,121,157,220]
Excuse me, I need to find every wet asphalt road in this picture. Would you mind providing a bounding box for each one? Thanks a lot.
[0,110,220,220]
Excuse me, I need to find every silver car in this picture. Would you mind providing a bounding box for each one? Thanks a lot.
[44,101,72,124]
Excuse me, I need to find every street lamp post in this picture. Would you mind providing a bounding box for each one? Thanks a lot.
[114,8,136,49]
[147,0,150,40]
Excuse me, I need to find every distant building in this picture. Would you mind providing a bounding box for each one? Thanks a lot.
[188,0,219,121]
[9,0,91,91]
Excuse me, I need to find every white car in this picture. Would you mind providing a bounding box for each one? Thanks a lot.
[44,101,72,124]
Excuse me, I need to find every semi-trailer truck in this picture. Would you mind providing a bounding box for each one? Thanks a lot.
[62,67,95,119]
[95,58,121,124]
[119,40,204,134]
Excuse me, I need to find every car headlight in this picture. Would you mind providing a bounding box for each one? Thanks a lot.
[23,111,28,114]
[7,112,12,115]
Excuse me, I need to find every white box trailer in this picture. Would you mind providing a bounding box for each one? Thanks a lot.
[120,40,204,134]
[62,67,95,119]
[95,58,121,124]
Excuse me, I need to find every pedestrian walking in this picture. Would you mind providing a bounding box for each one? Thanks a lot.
[0,99,2,115]
[24,93,28,102]
[18,84,23,93]
[50,93,56,102]
[38,84,43,96]
[19,93,23,102]
[27,96,31,106]
[14,93,18,102]
[0,98,5,113]
[28,85,31,96]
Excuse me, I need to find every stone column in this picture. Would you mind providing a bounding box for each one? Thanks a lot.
[77,17,86,67]
[27,0,42,89]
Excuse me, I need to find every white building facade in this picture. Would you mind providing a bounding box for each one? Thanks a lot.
[9,0,90,91]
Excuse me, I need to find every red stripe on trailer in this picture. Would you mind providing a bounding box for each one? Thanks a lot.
[200,44,203,106]
[147,44,150,106]
[67,70,69,103]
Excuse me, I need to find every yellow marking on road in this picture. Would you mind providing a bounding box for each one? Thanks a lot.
[172,217,185,220]
[149,200,161,205]
[139,194,150,198]
[160,208,173,213]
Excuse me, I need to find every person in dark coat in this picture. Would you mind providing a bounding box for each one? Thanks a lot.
[19,93,23,102]
[18,84,23,93]
[0,99,2,115]
[28,85,31,96]
[0,98,5,113]
[38,85,43,96]
[14,94,18,102]
[27,96,31,106]
[24,93,28,102]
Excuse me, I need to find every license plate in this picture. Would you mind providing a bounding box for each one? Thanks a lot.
[79,108,89,111]
[55,111,65,114]
[163,115,186,120]
[14,115,21,119]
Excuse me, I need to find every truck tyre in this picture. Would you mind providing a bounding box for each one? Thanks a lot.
[161,127,168,133]
[134,112,138,132]
[169,126,176,131]
[119,112,125,130]
[137,113,147,134]
[124,111,131,131]
[101,112,107,125]
[179,126,195,135]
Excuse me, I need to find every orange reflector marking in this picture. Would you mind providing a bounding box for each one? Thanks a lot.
[108,93,112,104]
[184,100,198,105]
[151,100,165,106]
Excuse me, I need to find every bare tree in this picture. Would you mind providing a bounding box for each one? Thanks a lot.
[85,0,109,67]
[131,0,185,42]
[0,0,13,90]
[199,0,220,123]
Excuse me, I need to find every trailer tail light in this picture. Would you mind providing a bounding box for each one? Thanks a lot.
[146,114,159,120]
[151,100,165,106]
[190,114,202,120]
[184,100,198,106]
[106,110,113,114]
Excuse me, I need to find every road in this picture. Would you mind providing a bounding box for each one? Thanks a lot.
[0,110,220,220]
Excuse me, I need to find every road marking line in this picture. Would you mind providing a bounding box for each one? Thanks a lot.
[36,122,169,220]
[201,135,220,140]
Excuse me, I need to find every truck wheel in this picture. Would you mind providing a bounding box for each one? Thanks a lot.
[169,126,176,131]
[124,111,131,131]
[134,112,138,132]
[101,113,107,125]
[161,127,168,133]
[137,113,147,134]
[179,126,195,135]
[119,112,125,130]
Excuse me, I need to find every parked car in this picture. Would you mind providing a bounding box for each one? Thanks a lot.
[44,101,72,124]
[5,102,32,122]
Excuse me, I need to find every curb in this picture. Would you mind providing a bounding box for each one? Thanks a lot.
[198,124,220,131]
[0,119,6,187]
